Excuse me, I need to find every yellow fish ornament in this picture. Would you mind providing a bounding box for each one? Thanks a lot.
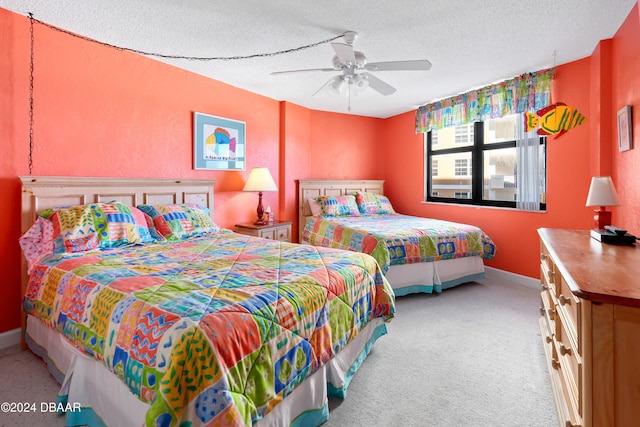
[524,102,587,137]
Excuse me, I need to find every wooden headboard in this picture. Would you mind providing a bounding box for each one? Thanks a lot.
[297,179,384,239]
[19,176,215,346]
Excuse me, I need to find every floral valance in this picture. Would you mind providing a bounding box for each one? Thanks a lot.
[415,68,554,133]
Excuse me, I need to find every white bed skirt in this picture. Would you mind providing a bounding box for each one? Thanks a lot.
[384,256,485,296]
[26,315,388,427]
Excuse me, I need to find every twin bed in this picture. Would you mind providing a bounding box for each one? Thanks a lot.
[19,176,395,427]
[298,180,496,296]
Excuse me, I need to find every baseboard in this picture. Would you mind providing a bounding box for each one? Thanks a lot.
[0,328,21,350]
[484,266,539,290]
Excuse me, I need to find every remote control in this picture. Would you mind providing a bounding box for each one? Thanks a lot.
[604,225,627,235]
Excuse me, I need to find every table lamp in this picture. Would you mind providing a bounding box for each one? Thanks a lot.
[585,176,620,229]
[242,167,278,225]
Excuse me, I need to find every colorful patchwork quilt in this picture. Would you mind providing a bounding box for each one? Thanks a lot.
[303,214,496,273]
[23,231,395,426]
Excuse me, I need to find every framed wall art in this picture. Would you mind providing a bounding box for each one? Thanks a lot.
[617,105,633,152]
[194,112,246,170]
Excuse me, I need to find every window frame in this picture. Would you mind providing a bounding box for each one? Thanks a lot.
[425,121,547,210]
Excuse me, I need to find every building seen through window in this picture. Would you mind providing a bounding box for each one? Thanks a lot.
[425,114,546,210]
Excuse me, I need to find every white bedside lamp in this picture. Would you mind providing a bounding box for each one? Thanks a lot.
[585,176,620,229]
[243,167,278,225]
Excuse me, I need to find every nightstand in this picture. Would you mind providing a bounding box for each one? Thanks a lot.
[235,220,292,243]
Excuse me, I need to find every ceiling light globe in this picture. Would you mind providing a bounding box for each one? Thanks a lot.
[354,51,367,68]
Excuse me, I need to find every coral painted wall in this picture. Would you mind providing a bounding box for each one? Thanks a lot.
[0,9,383,334]
[279,105,385,241]
[384,4,640,279]
[383,58,595,278]
[612,5,640,234]
[1,4,639,336]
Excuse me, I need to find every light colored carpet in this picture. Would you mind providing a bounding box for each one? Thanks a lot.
[0,274,558,427]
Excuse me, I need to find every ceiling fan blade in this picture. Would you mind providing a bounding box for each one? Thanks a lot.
[331,42,356,64]
[312,75,343,97]
[361,72,396,96]
[364,60,432,72]
[271,67,336,75]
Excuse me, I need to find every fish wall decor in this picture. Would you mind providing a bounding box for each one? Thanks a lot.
[524,102,587,138]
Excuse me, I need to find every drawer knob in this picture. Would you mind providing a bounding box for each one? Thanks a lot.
[541,284,549,291]
[559,294,571,306]
[559,344,572,356]
[551,359,560,370]
[547,308,555,319]
[540,253,548,260]
[539,307,545,316]
[545,335,552,343]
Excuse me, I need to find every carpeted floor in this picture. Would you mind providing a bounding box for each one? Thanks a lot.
[0,273,558,427]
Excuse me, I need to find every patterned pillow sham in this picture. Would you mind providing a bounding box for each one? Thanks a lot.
[307,198,322,217]
[19,216,54,274]
[36,207,59,220]
[50,201,162,256]
[137,203,219,241]
[316,195,361,217]
[354,192,396,215]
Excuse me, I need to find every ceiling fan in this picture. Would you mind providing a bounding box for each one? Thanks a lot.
[271,31,431,109]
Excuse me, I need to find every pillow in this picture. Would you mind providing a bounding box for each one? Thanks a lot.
[36,207,58,220]
[355,192,396,215]
[316,195,361,217]
[307,198,322,217]
[19,216,54,274]
[137,203,219,241]
[50,202,161,256]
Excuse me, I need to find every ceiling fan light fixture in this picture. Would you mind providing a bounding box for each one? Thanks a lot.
[352,74,369,94]
[273,30,430,101]
[330,76,348,95]
[354,51,367,68]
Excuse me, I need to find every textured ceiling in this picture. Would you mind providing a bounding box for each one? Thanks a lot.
[2,1,637,118]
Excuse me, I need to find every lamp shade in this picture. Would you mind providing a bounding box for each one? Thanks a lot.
[242,167,278,192]
[585,176,621,207]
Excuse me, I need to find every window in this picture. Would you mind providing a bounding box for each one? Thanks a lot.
[431,131,439,146]
[455,125,473,145]
[425,114,546,210]
[454,159,470,176]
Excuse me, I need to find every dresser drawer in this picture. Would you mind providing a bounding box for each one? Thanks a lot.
[556,275,581,352]
[540,252,557,294]
[555,318,582,418]
[551,344,583,427]
[259,228,277,240]
[274,226,290,242]
[539,312,555,360]
[540,290,556,335]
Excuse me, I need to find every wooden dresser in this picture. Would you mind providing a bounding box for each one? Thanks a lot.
[538,228,640,427]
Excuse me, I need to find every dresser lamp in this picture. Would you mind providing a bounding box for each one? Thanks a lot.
[242,167,278,225]
[585,176,620,229]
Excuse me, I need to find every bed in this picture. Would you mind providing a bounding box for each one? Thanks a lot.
[19,176,395,427]
[298,180,496,296]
